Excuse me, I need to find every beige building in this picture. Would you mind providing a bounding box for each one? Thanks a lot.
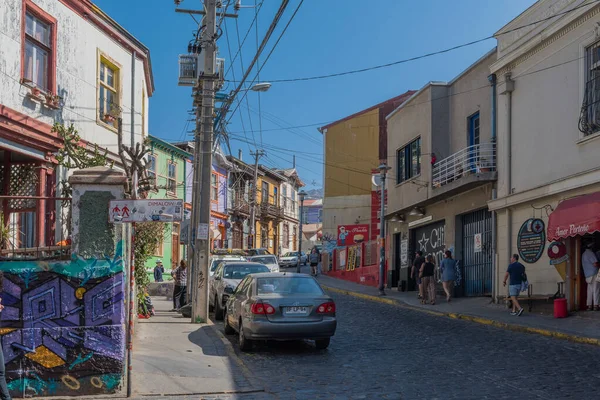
[386,49,498,296]
[489,0,600,310]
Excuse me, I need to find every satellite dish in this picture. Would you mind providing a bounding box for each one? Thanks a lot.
[372,174,382,187]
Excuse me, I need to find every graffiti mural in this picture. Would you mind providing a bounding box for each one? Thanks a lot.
[0,241,125,397]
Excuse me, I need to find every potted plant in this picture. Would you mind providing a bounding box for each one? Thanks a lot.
[26,85,44,101]
[102,103,120,124]
[44,93,61,110]
[477,158,491,173]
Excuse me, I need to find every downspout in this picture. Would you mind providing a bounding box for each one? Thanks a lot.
[488,73,498,302]
[503,73,515,297]
[131,51,136,147]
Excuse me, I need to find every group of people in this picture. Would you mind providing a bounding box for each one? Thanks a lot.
[411,250,457,305]
[153,259,188,311]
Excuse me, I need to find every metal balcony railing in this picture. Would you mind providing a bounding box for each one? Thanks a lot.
[432,143,496,188]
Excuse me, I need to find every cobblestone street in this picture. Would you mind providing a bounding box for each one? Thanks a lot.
[209,290,600,400]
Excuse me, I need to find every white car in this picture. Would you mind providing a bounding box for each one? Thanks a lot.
[209,256,247,276]
[279,251,307,268]
[249,255,279,272]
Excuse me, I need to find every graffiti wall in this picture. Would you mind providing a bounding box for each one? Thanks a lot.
[0,241,125,397]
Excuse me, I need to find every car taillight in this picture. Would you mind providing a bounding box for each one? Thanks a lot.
[316,302,336,314]
[250,302,276,315]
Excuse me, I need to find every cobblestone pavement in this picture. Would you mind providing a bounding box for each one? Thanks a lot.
[209,291,600,400]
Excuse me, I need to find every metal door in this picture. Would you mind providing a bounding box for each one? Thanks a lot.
[462,209,493,296]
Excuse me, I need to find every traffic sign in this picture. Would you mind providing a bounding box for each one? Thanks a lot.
[109,199,183,223]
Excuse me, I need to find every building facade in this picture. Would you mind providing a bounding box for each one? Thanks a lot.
[276,168,303,255]
[386,50,497,295]
[227,155,255,250]
[319,91,414,249]
[255,166,285,255]
[489,0,600,310]
[302,198,323,224]
[210,148,231,249]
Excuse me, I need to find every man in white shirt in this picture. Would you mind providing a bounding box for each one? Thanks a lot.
[582,242,600,311]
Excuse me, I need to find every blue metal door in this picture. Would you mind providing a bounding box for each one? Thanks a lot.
[462,209,493,296]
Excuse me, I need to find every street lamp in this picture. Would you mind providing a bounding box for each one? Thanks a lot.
[297,190,307,273]
[234,82,272,94]
[378,163,391,296]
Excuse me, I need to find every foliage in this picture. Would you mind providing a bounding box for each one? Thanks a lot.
[0,214,11,250]
[133,222,166,289]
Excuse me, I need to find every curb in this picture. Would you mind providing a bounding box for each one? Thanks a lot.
[322,285,600,347]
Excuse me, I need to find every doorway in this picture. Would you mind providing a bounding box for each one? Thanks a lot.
[461,209,492,296]
[172,223,180,264]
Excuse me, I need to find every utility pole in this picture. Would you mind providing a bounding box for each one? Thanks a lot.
[249,149,265,248]
[191,0,217,323]
[378,164,391,296]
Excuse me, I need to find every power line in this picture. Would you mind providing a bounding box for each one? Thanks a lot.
[225,0,600,84]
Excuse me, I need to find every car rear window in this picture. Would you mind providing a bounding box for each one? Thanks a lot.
[252,256,277,264]
[223,264,269,279]
[256,277,324,295]
[283,252,297,257]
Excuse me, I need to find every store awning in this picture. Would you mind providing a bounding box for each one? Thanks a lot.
[547,192,600,241]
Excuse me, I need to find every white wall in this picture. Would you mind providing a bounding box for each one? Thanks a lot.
[0,0,149,155]
[322,194,371,239]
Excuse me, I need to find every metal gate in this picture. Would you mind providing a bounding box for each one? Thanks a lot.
[462,209,493,296]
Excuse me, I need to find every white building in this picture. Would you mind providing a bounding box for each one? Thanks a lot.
[276,168,304,255]
[489,0,600,310]
[0,0,153,249]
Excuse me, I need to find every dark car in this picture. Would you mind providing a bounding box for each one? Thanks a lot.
[224,272,337,351]
[209,262,270,320]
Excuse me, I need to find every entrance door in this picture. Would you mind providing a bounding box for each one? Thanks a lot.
[393,233,401,288]
[461,209,492,296]
[172,223,180,264]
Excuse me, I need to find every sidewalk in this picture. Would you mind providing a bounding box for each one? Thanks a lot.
[132,298,262,397]
[316,274,600,345]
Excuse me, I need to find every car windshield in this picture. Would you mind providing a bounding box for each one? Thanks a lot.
[283,252,297,257]
[252,256,277,264]
[256,277,324,295]
[223,264,269,279]
[211,258,245,271]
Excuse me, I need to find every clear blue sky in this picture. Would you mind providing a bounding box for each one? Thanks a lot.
[94,0,536,190]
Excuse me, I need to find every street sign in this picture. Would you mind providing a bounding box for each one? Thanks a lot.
[474,233,482,253]
[109,199,183,223]
[197,223,209,240]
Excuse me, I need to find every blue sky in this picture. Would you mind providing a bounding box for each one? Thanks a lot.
[94,0,536,190]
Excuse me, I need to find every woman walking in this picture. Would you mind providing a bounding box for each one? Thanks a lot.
[309,248,320,276]
[419,255,436,305]
[440,250,457,302]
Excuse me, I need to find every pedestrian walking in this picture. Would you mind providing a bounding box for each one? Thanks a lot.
[582,242,600,311]
[419,254,436,305]
[0,273,12,400]
[503,254,525,316]
[153,259,165,283]
[440,250,457,302]
[412,251,425,299]
[309,248,320,276]
[171,260,188,311]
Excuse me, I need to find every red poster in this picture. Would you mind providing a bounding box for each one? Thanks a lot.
[337,224,369,246]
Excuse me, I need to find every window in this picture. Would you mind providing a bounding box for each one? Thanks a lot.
[98,53,121,130]
[167,162,177,194]
[292,226,297,251]
[318,208,323,222]
[582,41,600,136]
[147,154,157,187]
[261,182,269,205]
[155,236,164,257]
[23,5,56,93]
[282,185,287,210]
[468,112,480,146]
[211,173,218,202]
[283,224,289,247]
[396,137,421,184]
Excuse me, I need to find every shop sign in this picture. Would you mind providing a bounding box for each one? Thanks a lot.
[413,220,445,267]
[400,239,408,267]
[109,199,183,222]
[517,218,546,264]
[337,224,369,246]
[474,233,482,253]
[548,241,569,265]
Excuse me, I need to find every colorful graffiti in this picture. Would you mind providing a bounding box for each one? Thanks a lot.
[0,241,125,397]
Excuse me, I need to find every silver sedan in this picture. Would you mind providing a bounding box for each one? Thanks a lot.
[224,273,337,351]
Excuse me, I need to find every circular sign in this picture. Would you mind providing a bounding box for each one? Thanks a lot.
[548,241,568,265]
[517,218,546,264]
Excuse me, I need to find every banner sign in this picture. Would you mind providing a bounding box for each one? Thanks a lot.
[109,199,183,223]
[337,224,369,246]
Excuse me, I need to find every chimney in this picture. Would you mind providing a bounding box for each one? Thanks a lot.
[238,149,242,161]
[293,155,296,168]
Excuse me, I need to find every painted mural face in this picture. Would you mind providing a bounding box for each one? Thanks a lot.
[0,241,125,397]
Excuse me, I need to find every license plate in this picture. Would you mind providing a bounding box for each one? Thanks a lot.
[284,306,308,315]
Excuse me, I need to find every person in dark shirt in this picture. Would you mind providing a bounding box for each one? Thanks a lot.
[411,251,425,299]
[419,254,437,305]
[503,253,525,316]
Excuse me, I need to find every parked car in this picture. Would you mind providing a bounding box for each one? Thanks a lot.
[224,273,336,351]
[245,248,272,256]
[209,255,247,276]
[249,255,279,272]
[209,262,270,320]
[279,251,307,268]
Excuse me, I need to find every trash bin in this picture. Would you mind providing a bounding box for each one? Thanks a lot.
[554,298,568,318]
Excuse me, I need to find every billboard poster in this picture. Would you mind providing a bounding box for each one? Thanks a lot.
[337,224,369,246]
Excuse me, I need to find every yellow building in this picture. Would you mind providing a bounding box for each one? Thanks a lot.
[254,167,286,255]
[318,91,415,242]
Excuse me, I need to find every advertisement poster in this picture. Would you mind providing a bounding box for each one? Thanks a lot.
[337,224,369,246]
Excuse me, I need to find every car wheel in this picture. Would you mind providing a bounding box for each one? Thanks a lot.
[214,295,224,321]
[315,338,330,350]
[224,313,235,335]
[238,320,253,352]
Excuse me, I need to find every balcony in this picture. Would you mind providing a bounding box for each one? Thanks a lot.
[431,143,497,196]
[231,193,250,216]
[259,195,284,220]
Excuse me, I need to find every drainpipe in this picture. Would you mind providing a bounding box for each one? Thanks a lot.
[501,73,515,299]
[488,73,498,302]
[131,51,136,147]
